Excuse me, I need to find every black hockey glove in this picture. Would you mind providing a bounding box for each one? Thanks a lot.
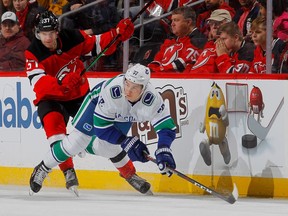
[155,147,176,177]
[121,136,149,163]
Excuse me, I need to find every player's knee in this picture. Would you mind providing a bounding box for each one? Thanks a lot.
[62,129,92,156]
[92,138,123,158]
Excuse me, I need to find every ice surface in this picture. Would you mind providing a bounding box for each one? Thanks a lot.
[0,185,287,216]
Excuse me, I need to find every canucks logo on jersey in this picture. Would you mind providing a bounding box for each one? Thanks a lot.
[142,91,155,106]
[110,85,122,99]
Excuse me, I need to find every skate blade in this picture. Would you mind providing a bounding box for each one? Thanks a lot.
[29,189,35,196]
[145,189,153,196]
[69,186,79,197]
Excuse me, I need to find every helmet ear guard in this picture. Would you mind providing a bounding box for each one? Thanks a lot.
[34,28,40,40]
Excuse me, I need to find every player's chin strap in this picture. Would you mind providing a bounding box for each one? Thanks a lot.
[144,153,239,204]
[80,0,155,76]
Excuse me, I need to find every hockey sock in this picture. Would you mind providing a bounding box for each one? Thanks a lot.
[44,129,91,169]
[59,157,74,171]
[116,160,136,179]
[43,111,67,138]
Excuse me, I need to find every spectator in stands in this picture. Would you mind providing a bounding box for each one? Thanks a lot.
[62,0,119,35]
[146,0,193,15]
[36,0,68,16]
[279,44,288,73]
[214,22,254,73]
[258,0,288,42]
[249,16,284,74]
[49,0,69,16]
[13,0,45,41]
[229,0,241,10]
[0,11,30,71]
[233,0,260,40]
[190,9,231,73]
[148,6,207,73]
[61,0,120,71]
[36,0,49,10]
[196,0,235,36]
[1,0,15,17]
[134,0,195,44]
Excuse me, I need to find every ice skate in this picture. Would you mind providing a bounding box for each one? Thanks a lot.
[29,161,51,195]
[63,168,79,197]
[125,174,153,195]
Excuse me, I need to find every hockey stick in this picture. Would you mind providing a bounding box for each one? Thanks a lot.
[247,97,284,140]
[146,155,238,204]
[81,0,155,75]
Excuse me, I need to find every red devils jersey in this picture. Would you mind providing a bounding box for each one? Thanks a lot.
[215,41,255,73]
[25,29,117,105]
[249,45,269,74]
[148,28,207,73]
[190,41,217,73]
[249,38,284,74]
[191,40,255,73]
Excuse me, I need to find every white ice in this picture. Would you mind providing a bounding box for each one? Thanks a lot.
[0,185,287,216]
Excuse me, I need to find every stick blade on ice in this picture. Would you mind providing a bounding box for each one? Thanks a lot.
[226,183,239,204]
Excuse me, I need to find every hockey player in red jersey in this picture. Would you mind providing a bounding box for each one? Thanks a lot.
[25,10,134,194]
[148,6,207,73]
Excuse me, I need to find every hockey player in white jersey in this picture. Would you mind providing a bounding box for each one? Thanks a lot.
[30,64,177,195]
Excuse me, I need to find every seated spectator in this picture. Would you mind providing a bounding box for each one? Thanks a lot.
[49,0,68,16]
[229,0,241,10]
[214,22,255,73]
[13,0,45,41]
[62,0,119,35]
[148,6,207,73]
[36,0,69,16]
[249,16,285,74]
[196,0,235,36]
[233,0,260,40]
[137,0,196,43]
[258,0,288,42]
[279,43,288,73]
[146,0,194,16]
[0,11,30,71]
[61,0,121,71]
[1,0,15,17]
[190,9,231,73]
[36,0,50,10]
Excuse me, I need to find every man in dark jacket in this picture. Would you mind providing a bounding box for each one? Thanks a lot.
[0,11,30,71]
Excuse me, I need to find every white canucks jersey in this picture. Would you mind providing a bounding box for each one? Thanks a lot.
[96,75,168,123]
[92,74,176,145]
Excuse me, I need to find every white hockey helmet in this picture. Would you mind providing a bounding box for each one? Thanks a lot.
[125,64,151,87]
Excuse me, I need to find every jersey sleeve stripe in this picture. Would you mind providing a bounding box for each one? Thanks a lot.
[153,116,176,132]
